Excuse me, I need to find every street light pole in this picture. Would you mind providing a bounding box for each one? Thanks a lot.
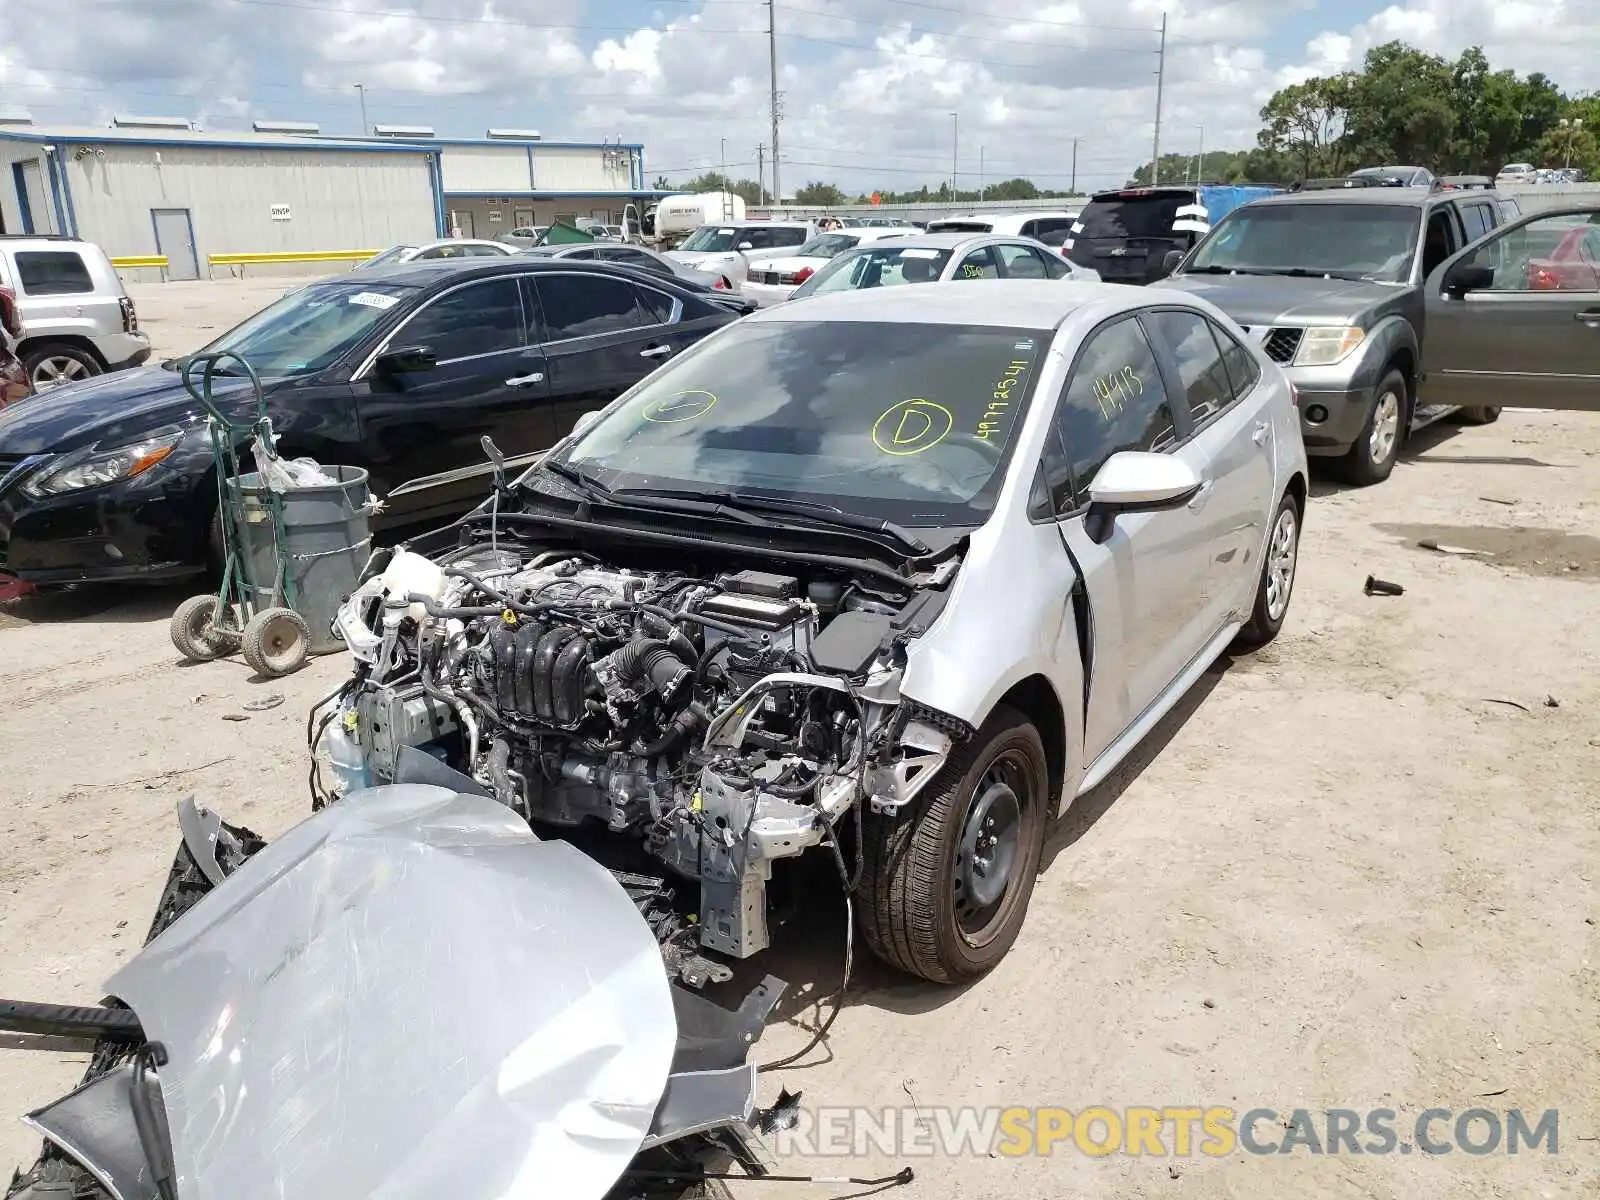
[354,82,369,136]
[720,138,732,219]
[950,112,959,201]
[1194,124,1204,183]
[979,145,985,202]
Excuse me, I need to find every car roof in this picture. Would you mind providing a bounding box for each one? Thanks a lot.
[1249,189,1438,209]
[749,278,1141,329]
[829,232,1019,251]
[336,257,687,287]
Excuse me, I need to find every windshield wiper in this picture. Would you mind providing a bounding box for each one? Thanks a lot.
[623,487,932,555]
[1182,266,1279,276]
[540,461,770,526]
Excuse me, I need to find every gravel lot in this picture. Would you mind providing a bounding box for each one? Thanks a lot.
[2,279,1596,1198]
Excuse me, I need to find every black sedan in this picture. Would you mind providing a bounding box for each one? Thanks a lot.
[0,258,750,586]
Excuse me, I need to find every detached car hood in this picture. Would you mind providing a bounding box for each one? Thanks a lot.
[0,365,254,456]
[93,784,678,1200]
[1161,273,1407,326]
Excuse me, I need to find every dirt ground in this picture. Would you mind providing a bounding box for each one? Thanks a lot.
[1,280,1596,1198]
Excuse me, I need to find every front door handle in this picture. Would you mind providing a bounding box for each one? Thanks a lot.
[640,344,673,359]
[505,372,544,387]
[1576,309,1600,326]
[1252,420,1271,446]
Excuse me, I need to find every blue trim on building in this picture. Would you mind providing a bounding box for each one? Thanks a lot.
[0,130,427,154]
[44,153,68,236]
[58,156,80,237]
[398,136,645,151]
[428,152,448,237]
[11,161,34,234]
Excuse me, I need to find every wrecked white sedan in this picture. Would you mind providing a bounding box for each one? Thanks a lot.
[322,280,1309,985]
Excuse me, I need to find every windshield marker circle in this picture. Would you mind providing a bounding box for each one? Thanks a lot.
[873,398,954,456]
[643,390,718,423]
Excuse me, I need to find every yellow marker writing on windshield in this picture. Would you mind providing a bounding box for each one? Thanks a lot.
[977,358,1032,440]
[643,390,718,423]
[873,398,954,455]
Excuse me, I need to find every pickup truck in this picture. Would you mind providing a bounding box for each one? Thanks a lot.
[1156,183,1600,484]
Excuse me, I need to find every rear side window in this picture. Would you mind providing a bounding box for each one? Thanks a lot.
[16,251,94,296]
[1214,323,1262,398]
[537,273,652,340]
[1499,198,1522,221]
[745,227,809,250]
[954,246,1000,279]
[995,243,1049,279]
[635,286,675,324]
[1461,203,1494,242]
[1022,217,1075,239]
[1147,310,1236,425]
[1056,316,1178,503]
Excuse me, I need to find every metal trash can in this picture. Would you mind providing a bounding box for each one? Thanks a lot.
[235,465,372,654]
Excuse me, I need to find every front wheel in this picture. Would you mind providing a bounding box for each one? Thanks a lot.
[861,705,1049,984]
[1236,491,1301,648]
[22,343,102,391]
[1330,369,1407,486]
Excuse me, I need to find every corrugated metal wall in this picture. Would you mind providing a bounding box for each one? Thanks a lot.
[530,147,633,193]
[0,145,59,236]
[439,145,637,194]
[440,146,533,192]
[444,196,630,237]
[62,145,438,278]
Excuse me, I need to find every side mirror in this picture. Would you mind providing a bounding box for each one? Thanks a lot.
[1162,249,1185,275]
[737,242,754,251]
[374,345,437,375]
[571,409,604,438]
[1444,261,1494,297]
[1084,451,1203,544]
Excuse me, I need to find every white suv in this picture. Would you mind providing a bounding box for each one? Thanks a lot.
[0,237,151,390]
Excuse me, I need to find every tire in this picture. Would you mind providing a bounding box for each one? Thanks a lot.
[1235,491,1301,649]
[860,705,1049,984]
[169,593,242,660]
[21,343,102,392]
[1454,405,1501,425]
[1330,369,1407,486]
[241,607,311,677]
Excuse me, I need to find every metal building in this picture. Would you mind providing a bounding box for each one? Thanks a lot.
[0,121,671,282]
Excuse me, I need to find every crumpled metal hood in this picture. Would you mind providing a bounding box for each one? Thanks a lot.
[102,784,678,1200]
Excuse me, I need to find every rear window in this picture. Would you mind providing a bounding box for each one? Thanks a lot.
[926,220,994,233]
[1076,194,1193,240]
[16,251,94,296]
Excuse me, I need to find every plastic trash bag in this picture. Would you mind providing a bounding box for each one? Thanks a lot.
[252,434,338,491]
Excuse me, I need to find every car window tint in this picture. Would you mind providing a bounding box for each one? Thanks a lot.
[399,279,523,360]
[15,251,94,295]
[1213,322,1261,397]
[1461,203,1493,242]
[1148,310,1236,424]
[1041,252,1070,279]
[1461,212,1600,292]
[996,243,1049,279]
[1056,317,1177,503]
[635,286,675,324]
[537,273,652,339]
[1421,208,1461,276]
[954,246,999,280]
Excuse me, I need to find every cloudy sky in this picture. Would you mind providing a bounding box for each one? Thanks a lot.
[0,0,1594,194]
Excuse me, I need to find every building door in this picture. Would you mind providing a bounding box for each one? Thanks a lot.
[451,209,476,238]
[152,209,199,280]
[513,207,535,227]
[15,161,52,234]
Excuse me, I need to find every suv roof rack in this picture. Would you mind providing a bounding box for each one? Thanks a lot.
[1289,177,1379,191]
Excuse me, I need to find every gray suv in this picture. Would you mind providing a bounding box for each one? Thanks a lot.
[0,236,152,390]
[1159,184,1515,484]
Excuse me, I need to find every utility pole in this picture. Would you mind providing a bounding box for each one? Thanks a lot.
[720,138,732,219]
[767,0,782,205]
[1150,12,1166,186]
[1071,136,1080,195]
[757,144,766,205]
[979,146,985,202]
[950,111,959,200]
[1195,123,1204,183]
[354,82,369,136]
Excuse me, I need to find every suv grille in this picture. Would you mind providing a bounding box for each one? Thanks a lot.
[1262,327,1304,364]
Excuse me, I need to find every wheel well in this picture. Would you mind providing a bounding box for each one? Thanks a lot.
[995,674,1067,813]
[1285,470,1307,516]
[16,334,109,369]
[1382,347,1417,423]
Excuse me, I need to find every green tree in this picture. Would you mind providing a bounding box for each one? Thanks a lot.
[981,177,1041,201]
[1343,42,1457,167]
[794,181,847,206]
[1256,75,1356,179]
[673,172,763,205]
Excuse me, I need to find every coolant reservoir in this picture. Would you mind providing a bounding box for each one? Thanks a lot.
[381,550,447,621]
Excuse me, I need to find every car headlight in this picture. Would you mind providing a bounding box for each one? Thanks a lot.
[23,426,185,497]
[1293,326,1366,367]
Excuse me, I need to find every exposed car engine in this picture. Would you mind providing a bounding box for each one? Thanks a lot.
[319,540,960,976]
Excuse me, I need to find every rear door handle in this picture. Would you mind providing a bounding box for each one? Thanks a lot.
[640,344,673,359]
[505,372,544,387]
[1252,420,1271,445]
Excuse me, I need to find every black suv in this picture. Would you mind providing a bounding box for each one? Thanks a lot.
[0,258,750,585]
[1159,184,1520,484]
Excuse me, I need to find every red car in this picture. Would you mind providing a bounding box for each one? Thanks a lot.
[1528,224,1600,291]
[0,286,30,410]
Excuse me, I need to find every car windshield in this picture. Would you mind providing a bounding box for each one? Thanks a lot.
[361,245,414,268]
[794,246,955,296]
[794,233,861,258]
[679,226,743,252]
[556,320,1049,527]
[189,280,414,378]
[1185,203,1421,282]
